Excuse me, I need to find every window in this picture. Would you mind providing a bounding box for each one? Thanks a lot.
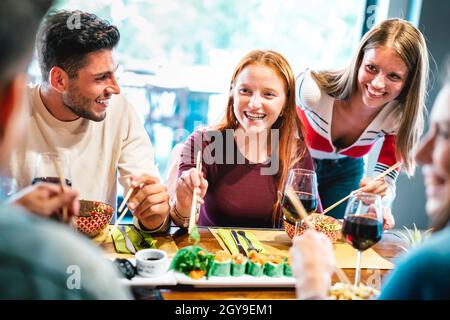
[42,0,365,176]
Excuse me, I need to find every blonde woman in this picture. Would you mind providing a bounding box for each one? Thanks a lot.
[171,50,317,228]
[296,18,429,219]
[291,80,450,300]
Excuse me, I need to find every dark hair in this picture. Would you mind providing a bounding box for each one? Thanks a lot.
[37,10,120,81]
[0,0,53,88]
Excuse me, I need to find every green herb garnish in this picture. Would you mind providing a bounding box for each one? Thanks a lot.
[169,245,213,276]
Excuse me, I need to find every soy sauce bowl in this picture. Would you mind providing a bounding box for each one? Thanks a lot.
[135,249,168,278]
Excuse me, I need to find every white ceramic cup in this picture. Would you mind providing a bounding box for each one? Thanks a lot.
[135,249,168,278]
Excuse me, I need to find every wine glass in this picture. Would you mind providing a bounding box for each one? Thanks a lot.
[342,192,383,287]
[32,152,72,187]
[281,168,319,236]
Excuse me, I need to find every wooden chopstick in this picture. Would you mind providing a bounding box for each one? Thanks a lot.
[322,162,401,215]
[188,151,202,234]
[118,187,134,213]
[285,186,315,229]
[286,187,352,285]
[334,265,352,285]
[114,207,129,227]
[53,158,68,223]
[108,208,129,239]
[321,195,352,216]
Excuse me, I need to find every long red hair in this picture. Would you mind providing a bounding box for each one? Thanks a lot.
[211,50,306,226]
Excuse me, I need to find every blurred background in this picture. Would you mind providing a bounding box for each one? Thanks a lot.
[29,0,450,229]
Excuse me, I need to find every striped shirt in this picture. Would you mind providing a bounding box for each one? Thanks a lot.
[296,69,402,203]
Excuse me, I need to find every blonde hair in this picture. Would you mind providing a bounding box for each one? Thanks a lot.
[212,49,306,224]
[311,18,429,175]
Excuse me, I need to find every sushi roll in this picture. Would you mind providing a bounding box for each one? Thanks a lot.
[231,253,247,276]
[283,257,293,277]
[246,250,267,277]
[264,255,284,277]
[208,250,231,277]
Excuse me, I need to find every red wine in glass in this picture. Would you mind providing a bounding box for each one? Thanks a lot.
[32,177,72,187]
[343,192,383,288]
[281,191,318,224]
[299,192,318,213]
[342,215,382,251]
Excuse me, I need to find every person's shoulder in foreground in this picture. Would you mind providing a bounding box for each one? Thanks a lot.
[379,226,450,300]
[0,204,131,299]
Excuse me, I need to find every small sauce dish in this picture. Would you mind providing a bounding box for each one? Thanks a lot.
[135,249,168,278]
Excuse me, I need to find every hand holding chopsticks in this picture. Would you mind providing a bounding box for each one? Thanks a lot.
[172,152,207,230]
[109,173,171,239]
[322,162,401,215]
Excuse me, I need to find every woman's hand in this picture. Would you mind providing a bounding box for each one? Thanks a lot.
[290,230,335,299]
[382,207,395,230]
[175,168,208,215]
[359,177,389,198]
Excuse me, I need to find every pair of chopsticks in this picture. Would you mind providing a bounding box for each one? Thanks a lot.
[286,186,352,285]
[109,186,134,237]
[322,162,401,215]
[188,151,202,234]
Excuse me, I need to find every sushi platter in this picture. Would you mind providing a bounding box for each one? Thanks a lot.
[169,245,296,287]
[113,255,295,287]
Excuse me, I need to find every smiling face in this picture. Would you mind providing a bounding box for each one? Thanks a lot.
[355,47,409,110]
[61,49,120,122]
[415,85,450,220]
[232,63,286,133]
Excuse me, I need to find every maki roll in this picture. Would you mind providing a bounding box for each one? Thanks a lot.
[246,250,267,277]
[231,253,247,277]
[264,255,284,277]
[283,257,293,277]
[208,250,231,277]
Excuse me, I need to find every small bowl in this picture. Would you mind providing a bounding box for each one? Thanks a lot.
[72,200,114,237]
[135,249,168,278]
[284,213,342,242]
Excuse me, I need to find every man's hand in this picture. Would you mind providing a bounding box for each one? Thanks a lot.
[127,174,170,230]
[10,183,79,220]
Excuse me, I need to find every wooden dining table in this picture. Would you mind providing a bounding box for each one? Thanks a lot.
[100,226,406,300]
